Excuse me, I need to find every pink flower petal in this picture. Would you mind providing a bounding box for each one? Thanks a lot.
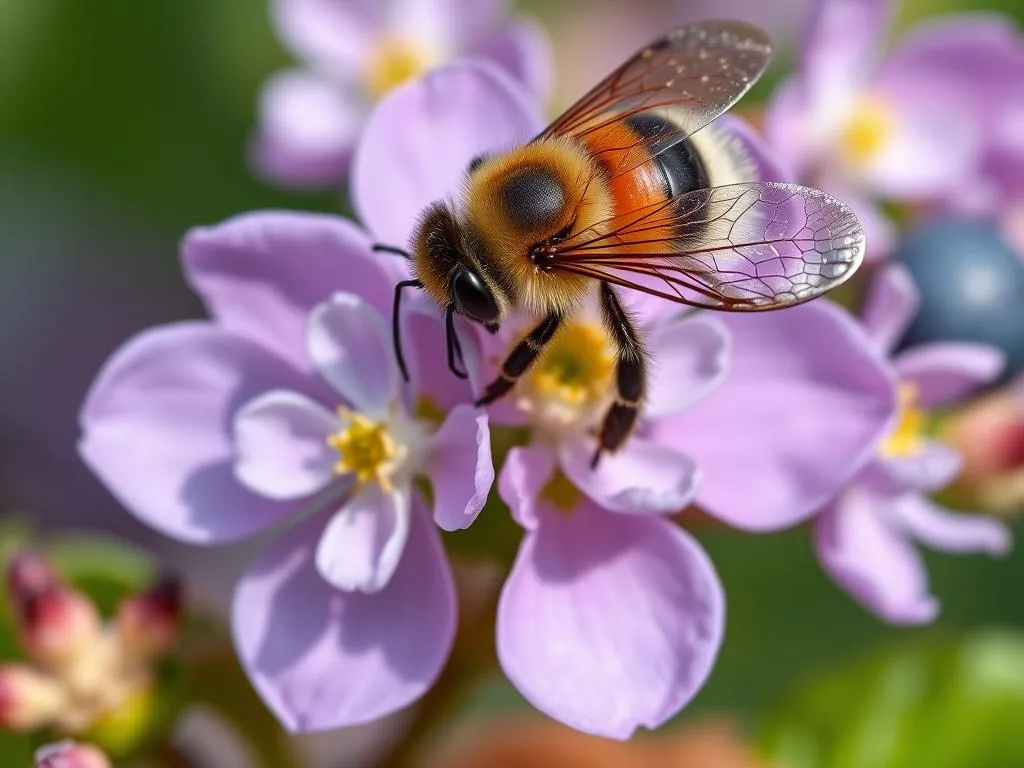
[271,0,380,76]
[425,405,493,531]
[497,445,556,530]
[402,297,481,412]
[645,314,730,418]
[79,324,314,544]
[182,212,401,375]
[560,435,700,516]
[890,493,1012,556]
[476,17,553,99]
[497,501,724,739]
[306,292,396,418]
[871,440,961,494]
[316,485,411,593]
[717,114,793,182]
[251,70,362,189]
[864,80,982,198]
[651,300,897,531]
[388,0,505,52]
[763,78,816,181]
[894,342,1005,407]
[861,263,920,353]
[801,0,890,101]
[882,15,1024,118]
[352,61,543,248]
[814,487,939,625]
[233,390,339,500]
[233,499,455,732]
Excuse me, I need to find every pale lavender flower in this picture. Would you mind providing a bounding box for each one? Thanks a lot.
[814,264,1012,624]
[254,0,552,187]
[78,211,494,730]
[352,61,897,738]
[765,0,1024,255]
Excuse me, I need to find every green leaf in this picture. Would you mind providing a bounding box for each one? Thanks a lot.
[759,630,1024,768]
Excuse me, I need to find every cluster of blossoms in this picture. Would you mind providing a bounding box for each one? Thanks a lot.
[766,0,1024,254]
[0,553,180,736]
[252,0,550,187]
[75,0,1020,742]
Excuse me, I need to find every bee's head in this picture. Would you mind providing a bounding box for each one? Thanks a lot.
[412,201,501,328]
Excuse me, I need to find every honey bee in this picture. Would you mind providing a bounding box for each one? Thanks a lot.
[382,20,865,465]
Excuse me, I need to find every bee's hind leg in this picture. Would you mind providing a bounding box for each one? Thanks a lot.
[592,282,647,468]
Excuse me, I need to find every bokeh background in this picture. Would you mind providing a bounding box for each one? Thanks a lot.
[2,0,1023,765]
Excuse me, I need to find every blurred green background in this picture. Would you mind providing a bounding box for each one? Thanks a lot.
[1,0,1023,764]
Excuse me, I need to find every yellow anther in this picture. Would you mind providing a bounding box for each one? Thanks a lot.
[365,38,434,100]
[327,408,400,492]
[841,97,893,167]
[526,322,615,409]
[540,470,583,513]
[880,383,927,458]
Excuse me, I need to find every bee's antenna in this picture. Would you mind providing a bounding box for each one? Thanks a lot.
[445,307,469,380]
[373,243,412,260]
[393,279,423,382]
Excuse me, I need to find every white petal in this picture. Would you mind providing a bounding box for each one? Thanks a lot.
[315,485,411,593]
[233,390,339,500]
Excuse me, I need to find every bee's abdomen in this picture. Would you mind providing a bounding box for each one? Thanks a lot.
[623,113,708,197]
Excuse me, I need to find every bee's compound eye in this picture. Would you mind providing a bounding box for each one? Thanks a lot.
[450,268,499,324]
[499,166,566,231]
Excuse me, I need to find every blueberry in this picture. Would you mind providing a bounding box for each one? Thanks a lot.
[893,217,1024,381]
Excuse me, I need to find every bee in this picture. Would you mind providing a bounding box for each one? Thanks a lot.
[383,20,865,465]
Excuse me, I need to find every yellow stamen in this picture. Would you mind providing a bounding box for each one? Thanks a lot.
[540,471,582,513]
[524,322,615,410]
[880,383,927,458]
[327,408,400,492]
[365,38,434,100]
[841,97,893,166]
[415,395,446,425]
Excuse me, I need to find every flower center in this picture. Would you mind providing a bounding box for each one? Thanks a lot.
[365,38,435,100]
[541,470,583,513]
[328,409,403,491]
[515,320,616,433]
[840,96,892,167]
[880,383,927,458]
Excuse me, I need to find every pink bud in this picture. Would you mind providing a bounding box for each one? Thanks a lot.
[7,553,61,608]
[19,588,100,664]
[0,664,64,731]
[35,741,112,768]
[117,573,182,659]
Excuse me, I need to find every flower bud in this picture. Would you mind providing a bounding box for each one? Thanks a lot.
[35,740,112,768]
[19,588,101,665]
[116,572,182,659]
[0,664,64,731]
[7,552,61,607]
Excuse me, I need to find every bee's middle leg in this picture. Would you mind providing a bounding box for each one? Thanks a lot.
[476,312,562,406]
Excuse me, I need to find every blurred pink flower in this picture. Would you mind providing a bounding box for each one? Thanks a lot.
[35,741,111,768]
[253,0,551,188]
[0,555,178,736]
[814,264,1012,624]
[765,0,1024,256]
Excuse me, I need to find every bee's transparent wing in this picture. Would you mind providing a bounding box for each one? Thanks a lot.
[539,20,772,179]
[548,183,866,310]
